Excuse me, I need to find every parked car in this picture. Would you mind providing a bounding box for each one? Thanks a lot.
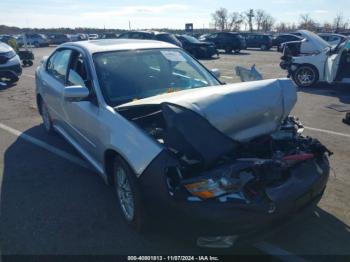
[318,33,347,47]
[101,33,119,39]
[176,34,218,58]
[48,34,71,45]
[242,33,273,50]
[199,32,246,53]
[118,31,182,47]
[88,34,99,40]
[0,42,22,84]
[35,39,331,242]
[70,33,89,42]
[0,34,17,44]
[273,34,303,52]
[280,30,350,87]
[16,33,49,47]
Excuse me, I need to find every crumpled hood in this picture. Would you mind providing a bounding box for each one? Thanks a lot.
[297,30,331,52]
[117,78,297,142]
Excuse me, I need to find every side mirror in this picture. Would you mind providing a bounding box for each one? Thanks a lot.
[211,68,221,78]
[63,85,90,102]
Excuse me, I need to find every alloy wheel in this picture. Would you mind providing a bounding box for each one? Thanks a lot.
[115,166,135,221]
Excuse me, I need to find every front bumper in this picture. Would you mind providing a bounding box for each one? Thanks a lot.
[140,151,330,237]
[0,55,22,80]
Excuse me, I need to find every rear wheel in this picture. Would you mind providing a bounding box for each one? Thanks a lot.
[293,65,319,88]
[113,156,145,232]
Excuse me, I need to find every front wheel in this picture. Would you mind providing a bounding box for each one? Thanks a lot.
[260,44,268,51]
[225,47,232,54]
[113,156,146,232]
[293,65,319,88]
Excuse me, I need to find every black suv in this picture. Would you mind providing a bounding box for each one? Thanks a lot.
[199,32,246,53]
[176,34,218,59]
[118,31,182,47]
[242,33,273,50]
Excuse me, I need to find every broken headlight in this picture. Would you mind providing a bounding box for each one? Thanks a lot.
[184,176,240,200]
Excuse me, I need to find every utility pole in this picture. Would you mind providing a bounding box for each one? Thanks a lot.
[129,21,131,30]
[247,9,254,32]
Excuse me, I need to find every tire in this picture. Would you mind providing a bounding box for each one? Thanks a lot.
[292,65,319,88]
[41,100,54,133]
[113,156,145,232]
[34,42,40,48]
[234,49,241,54]
[225,47,232,54]
[260,44,268,51]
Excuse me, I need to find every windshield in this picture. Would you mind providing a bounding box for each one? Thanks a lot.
[182,35,201,44]
[93,49,220,106]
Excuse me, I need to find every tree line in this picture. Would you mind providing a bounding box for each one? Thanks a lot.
[211,8,350,33]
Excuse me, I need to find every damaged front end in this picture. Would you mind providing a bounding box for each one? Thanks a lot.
[116,79,332,234]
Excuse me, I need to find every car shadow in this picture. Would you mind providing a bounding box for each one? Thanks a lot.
[218,51,251,56]
[0,82,16,91]
[0,125,202,255]
[298,83,350,105]
[1,125,349,255]
[260,207,350,257]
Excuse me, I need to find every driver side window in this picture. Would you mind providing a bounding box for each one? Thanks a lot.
[47,49,72,83]
[67,52,88,87]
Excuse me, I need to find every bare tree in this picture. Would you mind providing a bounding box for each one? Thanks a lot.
[275,22,287,32]
[299,13,316,30]
[212,8,229,31]
[323,22,333,32]
[255,9,265,31]
[228,12,244,31]
[261,14,275,32]
[333,12,348,32]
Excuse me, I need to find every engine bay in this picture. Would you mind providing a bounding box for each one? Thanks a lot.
[117,103,332,204]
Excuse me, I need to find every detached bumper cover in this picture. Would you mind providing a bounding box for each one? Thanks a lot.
[140,151,329,236]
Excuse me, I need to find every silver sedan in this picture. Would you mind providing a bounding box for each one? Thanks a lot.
[36,39,331,241]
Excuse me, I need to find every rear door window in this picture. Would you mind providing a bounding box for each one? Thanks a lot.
[47,49,72,83]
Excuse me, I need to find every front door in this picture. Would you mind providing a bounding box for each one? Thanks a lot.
[61,50,104,163]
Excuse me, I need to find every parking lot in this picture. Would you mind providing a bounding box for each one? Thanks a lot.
[0,46,349,258]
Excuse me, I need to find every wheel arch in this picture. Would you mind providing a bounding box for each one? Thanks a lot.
[36,93,43,115]
[104,149,138,186]
[295,63,320,76]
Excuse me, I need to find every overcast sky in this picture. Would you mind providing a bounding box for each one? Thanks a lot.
[1,0,349,29]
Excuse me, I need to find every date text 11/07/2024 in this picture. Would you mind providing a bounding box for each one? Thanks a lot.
[127,256,220,261]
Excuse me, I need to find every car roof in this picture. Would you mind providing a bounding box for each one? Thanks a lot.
[60,39,179,54]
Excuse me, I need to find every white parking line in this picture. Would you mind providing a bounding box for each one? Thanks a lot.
[22,74,35,79]
[0,122,89,169]
[305,126,350,139]
[254,242,309,262]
